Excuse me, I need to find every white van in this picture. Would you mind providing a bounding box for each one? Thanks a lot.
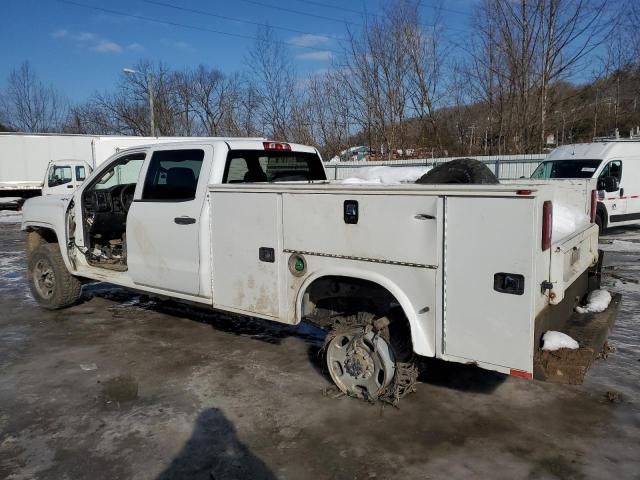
[532,136,640,231]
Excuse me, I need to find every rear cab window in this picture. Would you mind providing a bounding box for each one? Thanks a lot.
[223,150,326,183]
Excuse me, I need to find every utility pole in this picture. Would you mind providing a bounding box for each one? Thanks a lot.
[123,68,156,136]
[147,72,155,137]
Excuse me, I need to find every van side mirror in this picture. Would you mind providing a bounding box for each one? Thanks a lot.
[597,176,619,192]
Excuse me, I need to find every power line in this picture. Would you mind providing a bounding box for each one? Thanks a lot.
[140,0,344,40]
[234,0,362,26]
[237,0,470,35]
[56,0,342,54]
[291,0,473,19]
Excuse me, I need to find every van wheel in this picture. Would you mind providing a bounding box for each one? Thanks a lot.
[415,158,499,184]
[28,243,81,309]
[324,312,418,404]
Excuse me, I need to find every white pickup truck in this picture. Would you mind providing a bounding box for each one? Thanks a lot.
[21,139,620,402]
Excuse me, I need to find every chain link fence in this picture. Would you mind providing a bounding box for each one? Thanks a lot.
[323,154,546,181]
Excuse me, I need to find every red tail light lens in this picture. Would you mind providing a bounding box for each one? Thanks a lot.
[542,200,553,251]
[263,141,291,151]
[590,189,596,223]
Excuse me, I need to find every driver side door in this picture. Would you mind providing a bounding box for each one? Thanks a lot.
[599,160,627,221]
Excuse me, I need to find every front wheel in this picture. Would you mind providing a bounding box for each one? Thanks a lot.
[324,312,418,404]
[28,243,82,309]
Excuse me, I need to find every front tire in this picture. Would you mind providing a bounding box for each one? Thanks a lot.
[28,243,81,309]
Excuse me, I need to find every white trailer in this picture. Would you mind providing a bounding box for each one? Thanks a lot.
[0,133,234,205]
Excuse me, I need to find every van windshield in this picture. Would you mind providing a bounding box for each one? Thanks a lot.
[531,159,602,179]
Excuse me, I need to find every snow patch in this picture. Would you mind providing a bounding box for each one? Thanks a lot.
[0,197,22,204]
[542,331,579,351]
[552,202,589,242]
[575,289,612,314]
[599,240,640,253]
[0,210,22,224]
[341,166,431,185]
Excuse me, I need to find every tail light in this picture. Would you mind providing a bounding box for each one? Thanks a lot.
[590,189,596,223]
[263,141,291,151]
[542,200,553,251]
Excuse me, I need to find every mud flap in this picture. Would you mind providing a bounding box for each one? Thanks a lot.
[533,293,621,385]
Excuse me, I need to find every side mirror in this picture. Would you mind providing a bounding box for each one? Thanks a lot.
[597,176,619,192]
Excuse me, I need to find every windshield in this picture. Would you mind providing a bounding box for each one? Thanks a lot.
[223,150,326,183]
[531,159,602,179]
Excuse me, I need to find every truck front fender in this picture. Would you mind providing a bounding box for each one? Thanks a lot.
[21,195,74,272]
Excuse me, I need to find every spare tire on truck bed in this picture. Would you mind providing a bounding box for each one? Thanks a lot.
[415,158,499,185]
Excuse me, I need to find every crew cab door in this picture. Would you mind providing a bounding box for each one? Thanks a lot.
[126,146,213,296]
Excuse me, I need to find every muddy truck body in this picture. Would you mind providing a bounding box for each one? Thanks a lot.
[21,139,620,402]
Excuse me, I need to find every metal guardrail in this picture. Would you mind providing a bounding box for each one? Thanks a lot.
[323,154,546,180]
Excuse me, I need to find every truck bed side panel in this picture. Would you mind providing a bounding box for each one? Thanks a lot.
[443,197,536,372]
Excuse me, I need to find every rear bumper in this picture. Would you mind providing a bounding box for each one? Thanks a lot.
[533,293,621,384]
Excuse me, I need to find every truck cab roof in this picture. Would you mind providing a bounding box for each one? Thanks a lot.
[113,138,318,155]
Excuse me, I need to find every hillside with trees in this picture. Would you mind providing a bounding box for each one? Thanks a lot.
[1,0,638,159]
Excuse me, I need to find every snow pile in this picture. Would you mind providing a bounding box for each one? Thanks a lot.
[0,210,22,224]
[342,166,431,185]
[542,331,579,351]
[552,202,590,242]
[575,289,612,314]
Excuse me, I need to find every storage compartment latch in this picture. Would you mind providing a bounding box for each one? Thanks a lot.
[493,273,525,295]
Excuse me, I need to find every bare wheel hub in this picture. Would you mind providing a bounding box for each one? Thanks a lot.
[344,345,374,379]
[326,328,396,400]
[33,259,55,299]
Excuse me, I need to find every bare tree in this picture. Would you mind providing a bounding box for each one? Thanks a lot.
[1,62,68,132]
[247,27,296,139]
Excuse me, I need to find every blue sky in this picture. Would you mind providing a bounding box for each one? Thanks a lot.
[1,0,475,102]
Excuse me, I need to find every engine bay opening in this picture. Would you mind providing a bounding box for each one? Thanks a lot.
[81,153,146,271]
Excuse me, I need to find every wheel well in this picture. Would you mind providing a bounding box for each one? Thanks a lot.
[25,228,58,257]
[301,275,413,349]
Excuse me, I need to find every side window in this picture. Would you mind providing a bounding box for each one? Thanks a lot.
[600,160,622,182]
[48,166,73,187]
[142,149,205,201]
[75,166,86,182]
[94,154,146,190]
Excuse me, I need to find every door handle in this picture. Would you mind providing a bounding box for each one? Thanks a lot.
[67,184,74,188]
[174,216,196,225]
[620,188,624,197]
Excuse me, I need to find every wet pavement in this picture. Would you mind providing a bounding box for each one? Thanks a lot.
[0,222,639,479]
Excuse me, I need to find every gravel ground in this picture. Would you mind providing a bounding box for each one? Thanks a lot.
[0,222,638,480]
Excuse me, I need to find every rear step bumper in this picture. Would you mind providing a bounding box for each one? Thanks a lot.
[533,293,621,385]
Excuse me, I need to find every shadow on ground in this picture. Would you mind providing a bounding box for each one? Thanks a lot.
[81,283,507,394]
[156,408,276,480]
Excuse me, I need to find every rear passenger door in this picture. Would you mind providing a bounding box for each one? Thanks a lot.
[126,146,212,296]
